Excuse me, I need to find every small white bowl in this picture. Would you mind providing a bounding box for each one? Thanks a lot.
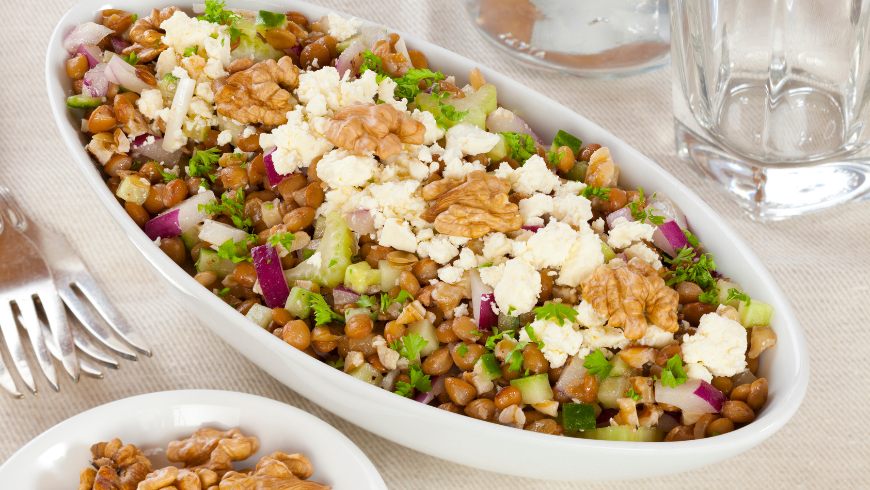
[46,0,810,481]
[0,390,386,489]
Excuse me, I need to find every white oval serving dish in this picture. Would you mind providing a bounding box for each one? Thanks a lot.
[46,0,810,481]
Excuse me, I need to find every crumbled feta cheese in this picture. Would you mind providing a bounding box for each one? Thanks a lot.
[583,325,630,351]
[607,217,655,249]
[204,57,228,79]
[259,108,333,174]
[479,262,506,288]
[519,319,588,368]
[380,148,430,182]
[416,234,460,264]
[685,363,713,383]
[160,11,230,67]
[454,302,470,318]
[681,313,748,377]
[552,193,593,231]
[137,89,164,119]
[519,194,554,225]
[513,220,582,270]
[637,324,675,349]
[574,300,606,328]
[445,122,500,156]
[216,129,232,146]
[195,82,215,103]
[454,248,478,270]
[591,217,605,234]
[155,48,178,79]
[326,12,362,41]
[171,66,189,80]
[317,149,378,188]
[378,218,417,253]
[438,147,485,180]
[500,155,560,195]
[482,232,513,261]
[376,77,407,111]
[307,251,323,268]
[557,233,605,287]
[624,242,662,270]
[493,258,541,314]
[555,180,586,197]
[241,126,257,139]
[296,67,378,115]
[438,266,464,284]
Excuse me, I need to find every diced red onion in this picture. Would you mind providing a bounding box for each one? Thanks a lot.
[596,408,618,428]
[130,134,183,167]
[198,219,248,246]
[651,220,690,257]
[654,379,726,413]
[415,367,459,405]
[104,55,153,93]
[380,369,400,391]
[656,412,680,433]
[554,355,588,397]
[63,22,114,55]
[605,207,633,230]
[468,269,496,332]
[76,44,102,68]
[263,147,290,187]
[646,192,688,230]
[333,285,361,305]
[485,108,543,144]
[284,45,303,57]
[344,209,376,236]
[82,66,109,98]
[616,252,628,262]
[144,190,216,240]
[252,244,290,308]
[335,40,366,79]
[521,225,542,233]
[110,37,130,54]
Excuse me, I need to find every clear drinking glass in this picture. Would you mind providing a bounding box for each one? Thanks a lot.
[672,0,870,220]
[463,0,671,78]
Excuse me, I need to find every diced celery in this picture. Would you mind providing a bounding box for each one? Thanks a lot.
[344,262,381,294]
[378,260,402,292]
[406,319,439,357]
[486,134,507,161]
[313,215,327,239]
[344,307,376,323]
[348,363,383,386]
[66,94,104,109]
[284,212,352,287]
[415,84,498,130]
[337,34,362,52]
[608,355,636,378]
[716,279,743,307]
[180,225,202,251]
[115,175,150,205]
[231,19,285,62]
[510,374,554,405]
[196,249,235,279]
[563,403,597,431]
[564,161,588,182]
[739,300,774,328]
[245,303,273,329]
[601,242,616,262]
[285,286,312,319]
[580,426,663,442]
[478,353,501,381]
[597,376,630,409]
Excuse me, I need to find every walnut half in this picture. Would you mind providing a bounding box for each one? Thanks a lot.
[420,170,522,238]
[220,452,331,490]
[122,7,179,63]
[324,103,424,160]
[166,427,260,478]
[214,57,300,126]
[580,257,679,339]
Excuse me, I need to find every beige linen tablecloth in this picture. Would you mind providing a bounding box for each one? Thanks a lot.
[1,0,868,488]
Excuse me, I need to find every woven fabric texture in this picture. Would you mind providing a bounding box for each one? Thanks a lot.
[1,0,868,488]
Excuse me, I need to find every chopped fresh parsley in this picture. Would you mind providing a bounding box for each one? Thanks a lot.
[301,249,315,260]
[665,247,717,290]
[309,292,345,326]
[501,131,536,164]
[198,0,242,42]
[456,343,468,358]
[683,229,700,249]
[483,326,516,352]
[200,188,252,231]
[183,45,199,57]
[268,232,295,251]
[188,147,221,182]
[434,102,468,129]
[360,50,446,100]
[394,363,432,397]
[359,50,389,81]
[698,287,720,304]
[123,51,139,65]
[626,387,642,402]
[533,302,578,326]
[478,262,493,269]
[255,10,286,28]
[356,294,378,308]
[505,340,526,372]
[216,287,230,297]
[380,290,413,312]
[157,164,180,183]
[523,325,544,350]
[581,186,611,200]
[507,306,516,316]
[726,288,750,305]
[583,349,613,378]
[328,259,337,268]
[216,235,257,263]
[661,354,688,389]
[390,333,428,361]
[327,357,344,369]
[162,73,179,85]
[131,13,137,21]
[626,187,665,225]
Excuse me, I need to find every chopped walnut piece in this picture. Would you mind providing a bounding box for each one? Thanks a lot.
[137,466,179,490]
[420,170,521,238]
[78,468,97,490]
[267,452,315,480]
[122,7,180,63]
[214,57,299,125]
[580,257,679,339]
[220,453,331,490]
[85,438,152,490]
[166,428,260,477]
[324,103,424,160]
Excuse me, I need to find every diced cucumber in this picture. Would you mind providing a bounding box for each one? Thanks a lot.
[115,175,150,205]
[597,376,630,409]
[497,312,520,331]
[608,354,636,378]
[739,300,774,328]
[344,262,381,294]
[285,286,312,319]
[196,248,235,279]
[378,260,402,292]
[67,94,104,109]
[486,134,507,161]
[552,130,583,155]
[231,18,285,62]
[284,212,352,288]
[510,373,554,405]
[344,307,376,323]
[255,10,287,29]
[415,84,498,130]
[406,319,439,357]
[563,403,597,431]
[245,303,273,329]
[716,279,743,307]
[348,363,383,386]
[313,215,327,239]
[337,34,362,52]
[601,242,616,262]
[477,353,502,382]
[564,161,588,182]
[180,225,202,251]
[580,426,663,442]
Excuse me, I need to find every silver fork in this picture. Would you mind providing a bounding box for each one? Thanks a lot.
[0,187,151,361]
[0,211,77,396]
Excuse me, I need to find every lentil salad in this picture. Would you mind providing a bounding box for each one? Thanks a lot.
[63,2,779,442]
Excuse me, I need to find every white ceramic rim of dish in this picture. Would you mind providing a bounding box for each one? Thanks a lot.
[45,0,810,479]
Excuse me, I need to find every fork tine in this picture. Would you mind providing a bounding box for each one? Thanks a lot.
[0,349,22,398]
[73,276,152,357]
[58,287,139,361]
[38,312,103,379]
[79,358,103,378]
[16,299,59,391]
[0,302,36,394]
[38,288,79,382]
[70,317,119,369]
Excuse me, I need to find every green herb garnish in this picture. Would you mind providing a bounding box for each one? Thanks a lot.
[501,131,536,164]
[188,147,221,182]
[660,354,688,389]
[327,357,344,369]
[626,187,665,225]
[123,51,139,65]
[395,363,432,397]
[698,287,719,304]
[583,349,613,378]
[200,188,252,231]
[309,292,345,326]
[533,302,578,326]
[390,333,428,361]
[255,10,286,28]
[380,290,413,312]
[183,45,199,57]
[626,387,642,402]
[268,232,295,251]
[356,294,378,308]
[456,343,468,358]
[581,186,611,200]
[726,288,750,305]
[216,235,257,263]
[198,0,242,42]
